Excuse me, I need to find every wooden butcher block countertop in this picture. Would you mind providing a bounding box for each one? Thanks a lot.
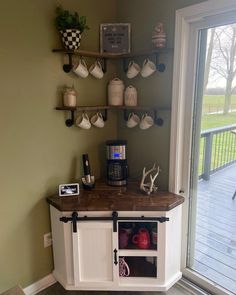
[47,182,184,212]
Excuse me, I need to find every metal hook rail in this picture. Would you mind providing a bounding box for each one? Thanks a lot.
[60,211,169,233]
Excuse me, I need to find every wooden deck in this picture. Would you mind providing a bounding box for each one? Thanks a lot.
[193,164,236,294]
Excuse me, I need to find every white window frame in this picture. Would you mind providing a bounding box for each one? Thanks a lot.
[169,1,236,294]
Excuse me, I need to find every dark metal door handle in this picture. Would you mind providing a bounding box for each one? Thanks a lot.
[114,248,118,265]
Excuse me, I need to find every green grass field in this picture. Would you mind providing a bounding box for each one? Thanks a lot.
[202,95,236,115]
[198,95,236,176]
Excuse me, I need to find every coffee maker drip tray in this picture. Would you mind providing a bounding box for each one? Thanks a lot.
[107,179,127,186]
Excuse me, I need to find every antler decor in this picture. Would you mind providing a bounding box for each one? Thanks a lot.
[140,164,160,195]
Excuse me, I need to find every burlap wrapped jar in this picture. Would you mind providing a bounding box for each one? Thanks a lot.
[108,78,124,106]
[124,85,137,106]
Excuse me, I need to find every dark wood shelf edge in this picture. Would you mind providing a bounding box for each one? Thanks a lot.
[52,48,173,59]
[55,105,170,112]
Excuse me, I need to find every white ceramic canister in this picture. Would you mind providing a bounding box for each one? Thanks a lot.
[63,86,77,107]
[108,78,125,106]
[124,85,137,106]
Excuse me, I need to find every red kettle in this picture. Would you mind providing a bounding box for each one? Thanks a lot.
[132,228,150,249]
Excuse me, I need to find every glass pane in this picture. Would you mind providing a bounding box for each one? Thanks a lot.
[118,222,157,250]
[119,256,157,277]
[188,23,236,295]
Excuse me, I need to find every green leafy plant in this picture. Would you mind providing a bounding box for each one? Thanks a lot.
[55,6,89,33]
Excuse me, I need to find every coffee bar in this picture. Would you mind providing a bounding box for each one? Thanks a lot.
[47,10,183,293]
[47,141,184,292]
[47,135,184,291]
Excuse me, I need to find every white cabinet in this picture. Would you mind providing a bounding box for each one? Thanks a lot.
[50,206,182,291]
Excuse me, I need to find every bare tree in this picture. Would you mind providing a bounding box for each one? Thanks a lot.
[210,24,236,114]
[204,28,216,93]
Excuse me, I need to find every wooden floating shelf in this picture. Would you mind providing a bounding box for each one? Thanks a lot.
[55,105,169,112]
[52,48,173,59]
[53,48,173,73]
[55,105,170,128]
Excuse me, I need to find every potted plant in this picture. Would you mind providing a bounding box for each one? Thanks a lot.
[55,6,89,51]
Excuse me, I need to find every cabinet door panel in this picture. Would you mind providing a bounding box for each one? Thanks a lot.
[75,221,114,283]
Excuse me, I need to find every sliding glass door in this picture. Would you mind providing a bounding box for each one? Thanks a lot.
[170,3,236,294]
[187,24,236,295]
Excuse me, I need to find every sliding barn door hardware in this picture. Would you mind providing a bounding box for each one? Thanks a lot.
[60,211,169,233]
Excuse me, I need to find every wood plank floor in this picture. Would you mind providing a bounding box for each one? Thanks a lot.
[193,164,236,294]
[37,282,193,295]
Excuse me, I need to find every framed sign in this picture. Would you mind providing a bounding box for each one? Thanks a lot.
[59,183,79,197]
[100,23,131,54]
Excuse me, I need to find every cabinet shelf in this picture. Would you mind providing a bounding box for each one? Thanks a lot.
[52,48,173,73]
[119,249,157,257]
[55,105,169,127]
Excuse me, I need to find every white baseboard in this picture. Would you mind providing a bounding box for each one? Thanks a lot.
[23,274,57,295]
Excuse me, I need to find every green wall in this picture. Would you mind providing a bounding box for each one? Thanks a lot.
[0,0,205,292]
[117,0,205,188]
[0,0,117,291]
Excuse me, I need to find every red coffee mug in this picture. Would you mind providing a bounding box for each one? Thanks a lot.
[132,228,150,249]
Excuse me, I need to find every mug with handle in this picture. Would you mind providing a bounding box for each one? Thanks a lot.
[126,112,140,128]
[126,61,140,79]
[139,113,154,130]
[132,228,151,249]
[140,58,156,78]
[90,112,105,128]
[76,113,91,129]
[89,60,104,79]
[73,58,89,78]
[119,257,130,277]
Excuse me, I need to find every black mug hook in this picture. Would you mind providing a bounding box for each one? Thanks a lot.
[63,53,73,73]
[65,110,75,127]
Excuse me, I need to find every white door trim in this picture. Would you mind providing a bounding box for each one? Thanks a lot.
[169,0,236,195]
[169,1,236,294]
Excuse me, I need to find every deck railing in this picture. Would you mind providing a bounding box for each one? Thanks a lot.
[199,124,236,180]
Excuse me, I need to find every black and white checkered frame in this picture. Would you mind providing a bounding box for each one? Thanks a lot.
[60,29,81,51]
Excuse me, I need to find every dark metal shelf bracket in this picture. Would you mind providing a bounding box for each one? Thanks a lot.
[102,109,108,121]
[154,110,164,126]
[65,110,75,127]
[100,58,107,73]
[155,53,166,72]
[63,53,73,73]
[123,58,129,73]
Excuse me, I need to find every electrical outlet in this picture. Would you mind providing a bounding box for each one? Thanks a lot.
[44,232,52,248]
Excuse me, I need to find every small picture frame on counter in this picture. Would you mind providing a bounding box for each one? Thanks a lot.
[59,183,79,197]
[100,23,131,54]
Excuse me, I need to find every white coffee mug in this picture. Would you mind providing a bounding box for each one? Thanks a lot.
[90,112,105,128]
[76,113,91,129]
[140,59,156,78]
[126,112,140,128]
[89,61,104,79]
[139,113,154,130]
[73,58,89,78]
[126,61,140,79]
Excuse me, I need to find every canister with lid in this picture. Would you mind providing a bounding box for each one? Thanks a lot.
[63,86,77,107]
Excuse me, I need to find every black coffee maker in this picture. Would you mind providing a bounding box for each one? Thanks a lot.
[106,140,128,186]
